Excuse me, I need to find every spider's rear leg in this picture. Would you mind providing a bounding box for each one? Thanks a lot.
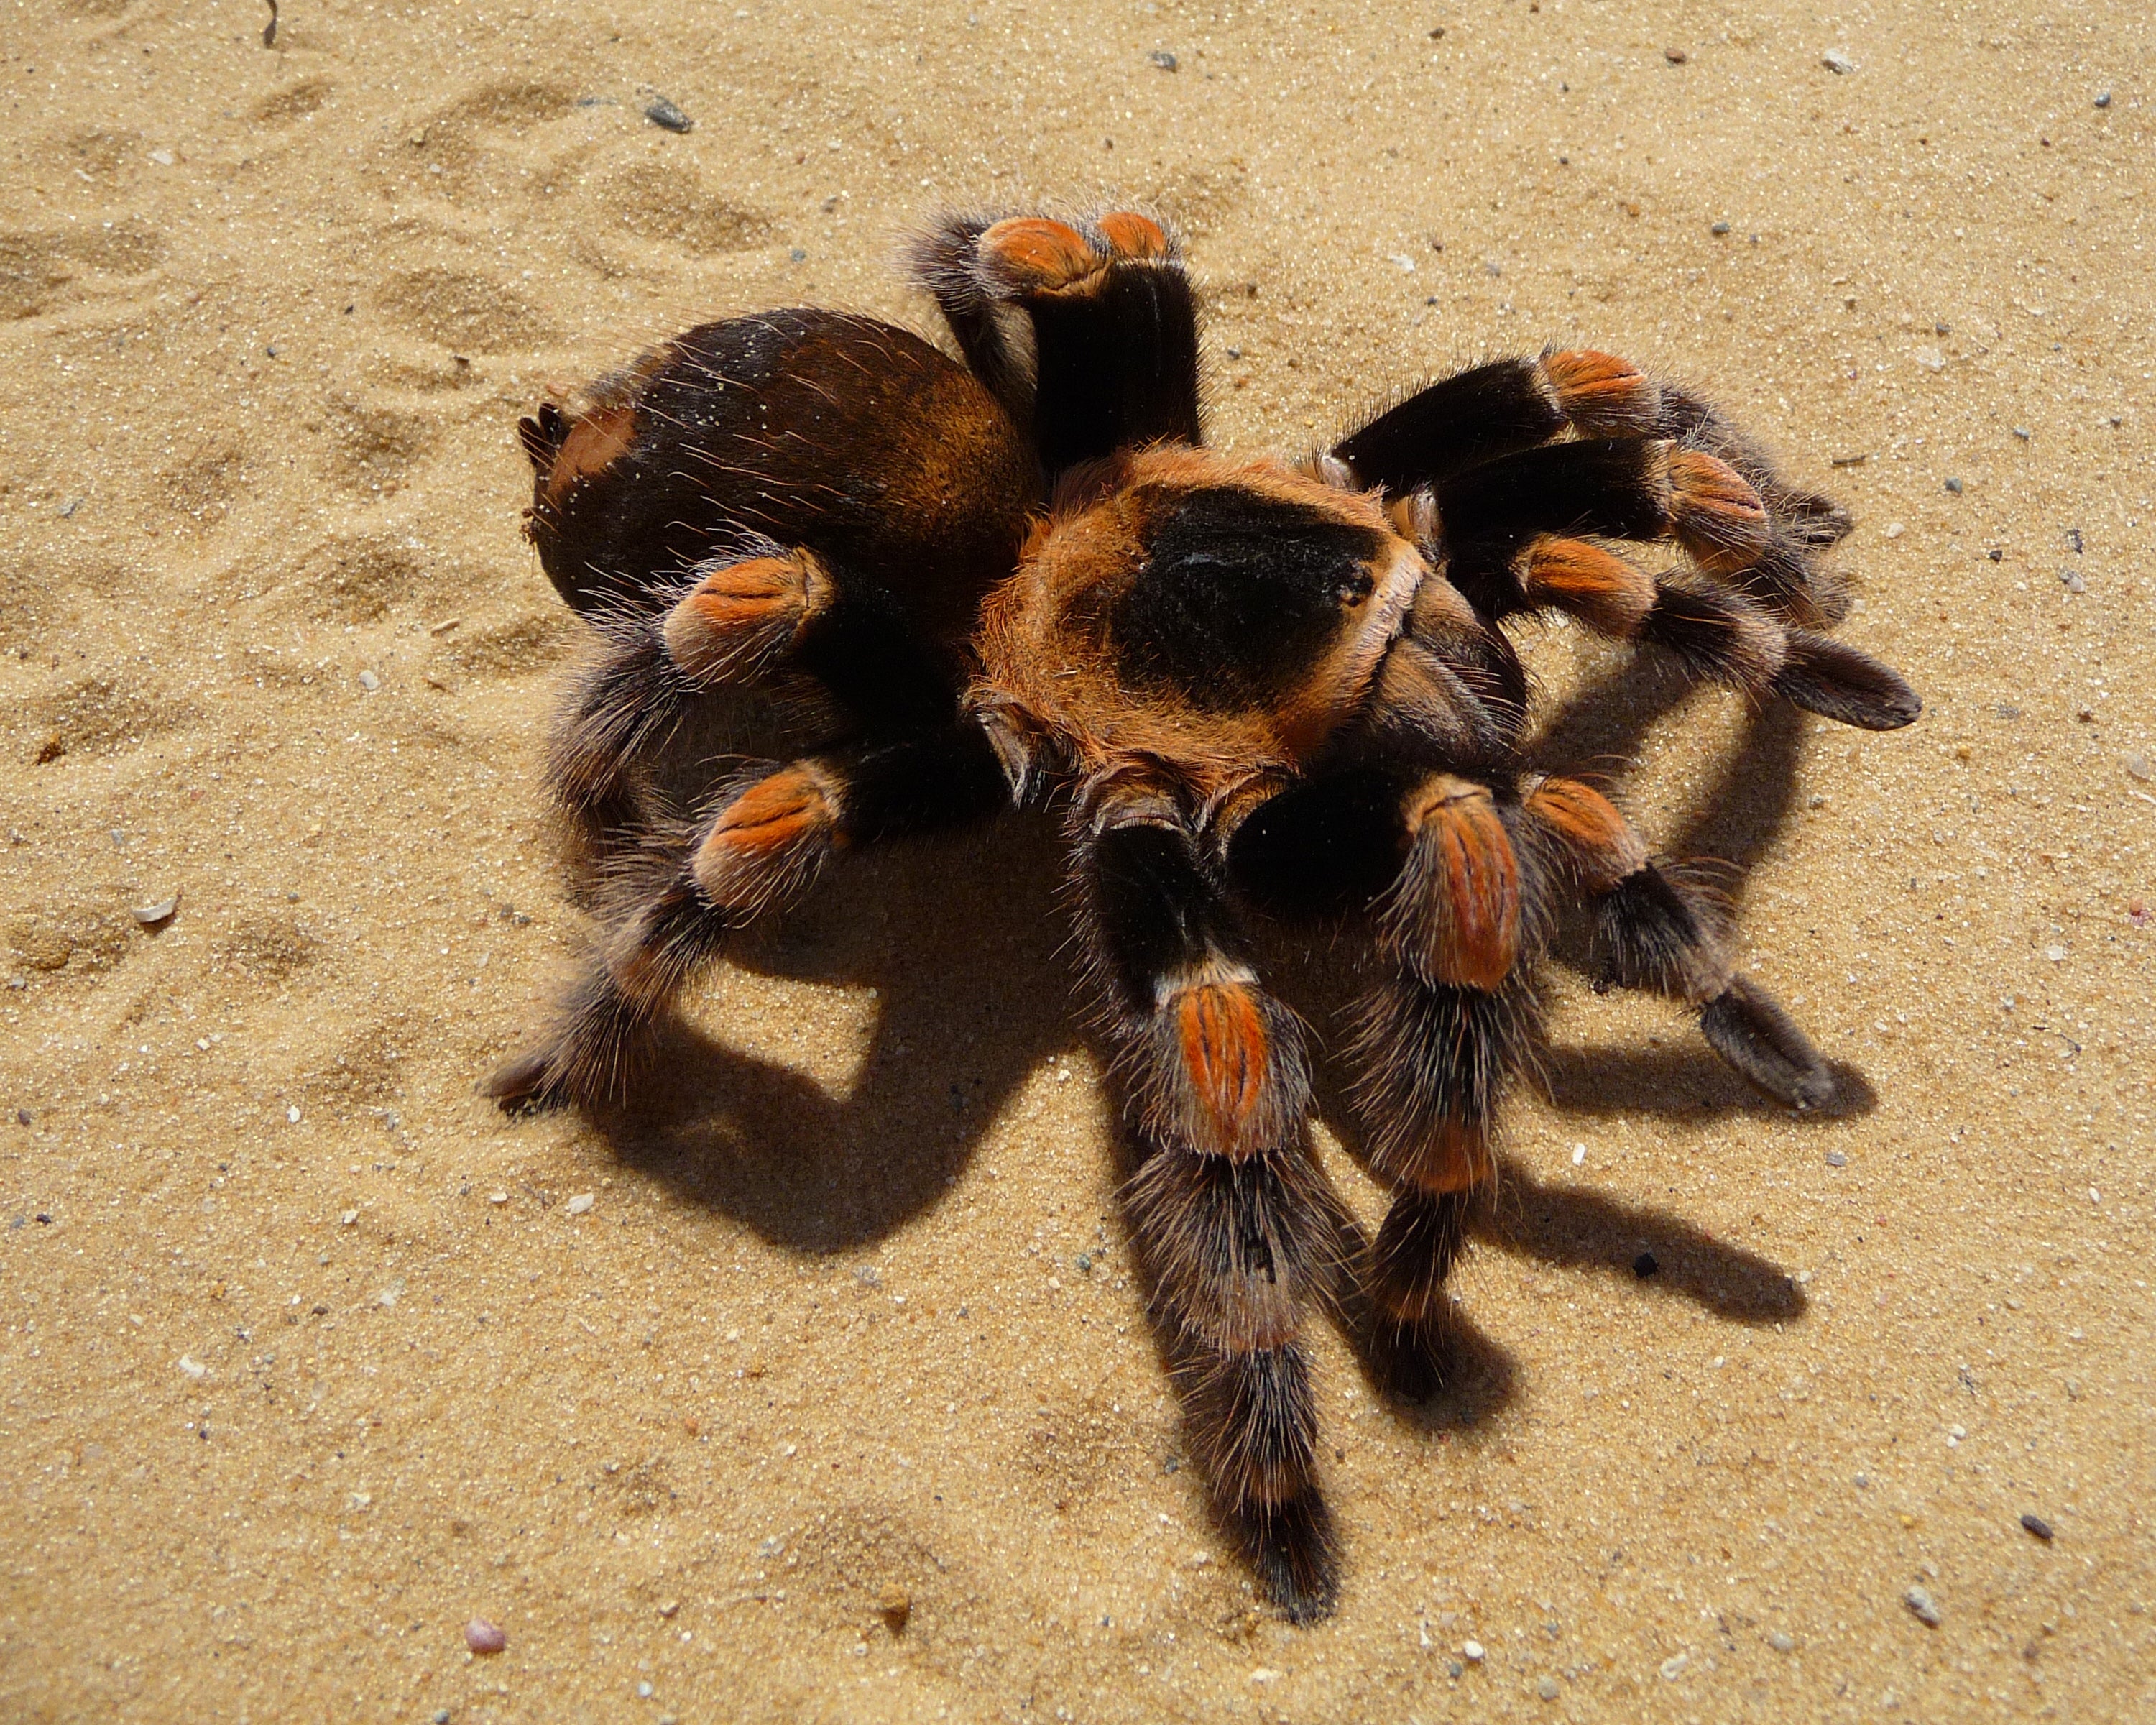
[1455,534,1920,731]
[490,718,1018,1112]
[550,543,969,822]
[1520,775,1836,1108]
[1078,798,1341,1619]
[908,209,1201,474]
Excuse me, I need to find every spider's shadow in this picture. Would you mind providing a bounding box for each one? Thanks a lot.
[576,665,1855,1432]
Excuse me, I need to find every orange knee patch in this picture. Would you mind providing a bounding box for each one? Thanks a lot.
[1542,348,1661,437]
[691,767,837,911]
[979,216,1103,293]
[1667,449,1771,576]
[1524,776,1646,893]
[1399,778,1521,992]
[1095,211,1171,262]
[1399,1118,1495,1195]
[1519,536,1657,636]
[1175,983,1270,1160]
[662,553,829,681]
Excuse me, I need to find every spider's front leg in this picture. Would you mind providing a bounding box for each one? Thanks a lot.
[489,716,1019,1112]
[1331,350,1863,629]
[1075,786,1342,1620]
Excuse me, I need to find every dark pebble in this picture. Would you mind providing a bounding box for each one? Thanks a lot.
[1711,220,1731,234]
[789,247,807,262]
[14,1108,29,1126]
[2022,1513,2055,1540]
[1944,477,1964,494]
[1148,50,1178,71]
[2095,91,2111,109]
[1633,1251,1659,1278]
[1988,548,2004,561]
[34,1213,51,1225]
[1664,47,1689,64]
[644,96,694,133]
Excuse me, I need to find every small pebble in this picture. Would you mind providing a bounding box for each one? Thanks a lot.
[877,1583,911,1634]
[358,668,380,691]
[637,1680,654,1698]
[1904,1586,1942,1627]
[644,95,693,132]
[1884,522,1905,538]
[287,1105,303,1124]
[2094,91,2111,108]
[1989,547,2005,561]
[132,895,179,926]
[2127,753,2152,781]
[1633,1251,1659,1278]
[1825,1150,1847,1167]
[1944,476,1963,494]
[566,1192,595,1216]
[1659,1652,1689,1680]
[1148,49,1178,71]
[1768,1630,1796,1652]
[1710,220,1730,234]
[658,1599,681,1618]
[1462,1639,1485,1662]
[2021,1513,2055,1541]
[1821,47,1855,73]
[1537,1675,1560,1699]
[1664,47,1688,64]
[464,1616,506,1654]
[2012,426,2032,440]
[2060,569,2086,593]
[433,1711,451,1724]
[1448,1661,1464,1678]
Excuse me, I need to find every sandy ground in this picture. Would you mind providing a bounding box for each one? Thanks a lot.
[2,1,2151,1719]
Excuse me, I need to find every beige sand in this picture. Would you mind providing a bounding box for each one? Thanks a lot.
[3,1,2150,1718]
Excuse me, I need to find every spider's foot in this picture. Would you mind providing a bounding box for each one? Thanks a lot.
[1227,1489,1341,1624]
[1772,630,1922,730]
[1700,974,1838,1110]
[1366,1311,1451,1405]
[486,1046,572,1114]
[975,210,1174,298]
[661,548,834,684]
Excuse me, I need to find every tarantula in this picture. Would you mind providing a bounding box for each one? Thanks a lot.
[490,208,1917,1619]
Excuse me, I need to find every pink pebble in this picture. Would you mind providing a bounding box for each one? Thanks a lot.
[464,1617,507,1655]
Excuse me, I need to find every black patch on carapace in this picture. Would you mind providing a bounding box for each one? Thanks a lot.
[1332,358,1567,497]
[1028,266,1204,475]
[1085,822,1243,1011]
[1107,489,1386,710]
[1437,438,1668,549]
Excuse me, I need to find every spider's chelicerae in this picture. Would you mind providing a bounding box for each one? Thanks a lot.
[492,208,1918,1619]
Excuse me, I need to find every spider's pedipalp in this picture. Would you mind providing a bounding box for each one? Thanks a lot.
[1077,799,1340,1618]
[908,209,1202,476]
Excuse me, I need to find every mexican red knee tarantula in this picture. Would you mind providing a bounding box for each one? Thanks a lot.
[492,209,1917,1619]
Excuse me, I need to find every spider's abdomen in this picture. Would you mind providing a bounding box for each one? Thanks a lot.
[521,310,1039,642]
